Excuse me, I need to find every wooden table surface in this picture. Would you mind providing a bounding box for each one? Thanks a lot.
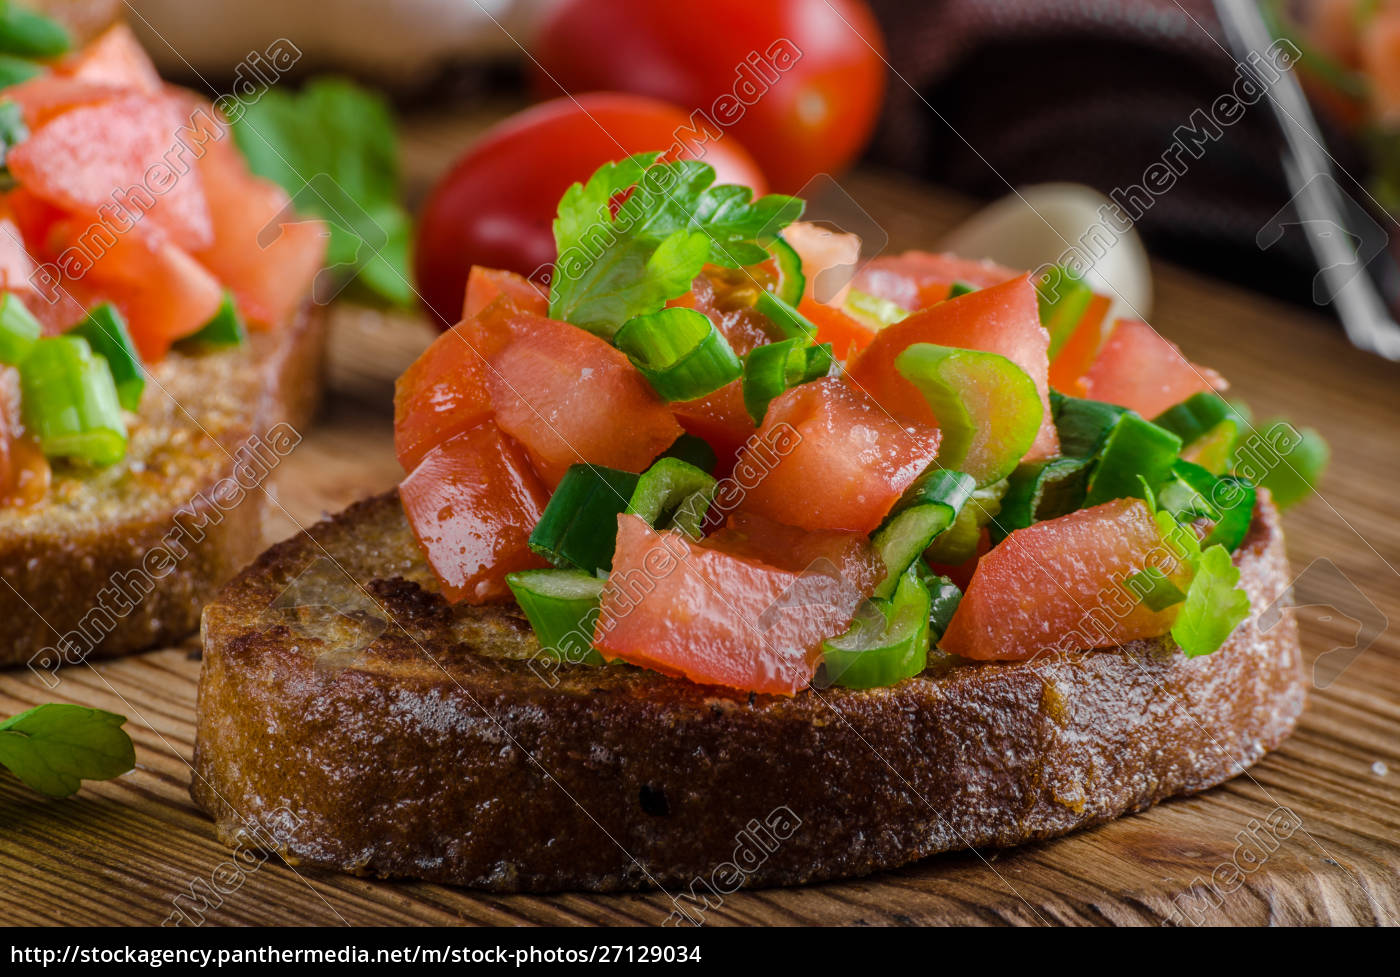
[1,115,1398,926]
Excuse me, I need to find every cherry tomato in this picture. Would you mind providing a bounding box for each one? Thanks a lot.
[413,93,767,328]
[533,0,886,193]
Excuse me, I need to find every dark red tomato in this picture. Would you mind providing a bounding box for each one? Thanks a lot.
[533,0,886,193]
[398,421,551,605]
[414,93,767,329]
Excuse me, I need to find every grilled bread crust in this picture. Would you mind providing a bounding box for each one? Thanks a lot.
[0,305,326,669]
[192,490,1304,893]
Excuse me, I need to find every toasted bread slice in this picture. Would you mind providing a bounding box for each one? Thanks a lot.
[0,304,326,670]
[191,489,1304,893]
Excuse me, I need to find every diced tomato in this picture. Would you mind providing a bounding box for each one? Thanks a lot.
[728,377,940,534]
[1082,319,1222,418]
[940,498,1188,661]
[398,422,550,604]
[799,296,875,360]
[845,274,1059,465]
[593,514,872,695]
[470,303,682,487]
[4,76,125,129]
[63,221,223,360]
[1047,291,1110,396]
[782,221,861,304]
[394,322,493,472]
[925,527,991,592]
[189,110,326,328]
[57,23,161,93]
[0,217,35,294]
[680,267,782,355]
[0,216,81,335]
[704,510,881,591]
[671,379,754,473]
[851,251,1022,311]
[462,265,547,319]
[8,94,214,252]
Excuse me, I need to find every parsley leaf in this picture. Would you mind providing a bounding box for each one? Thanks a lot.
[1152,509,1251,657]
[1173,544,1252,657]
[231,77,414,308]
[549,153,803,336]
[0,703,134,797]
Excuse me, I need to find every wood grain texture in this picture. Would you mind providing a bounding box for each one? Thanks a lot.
[0,137,1397,925]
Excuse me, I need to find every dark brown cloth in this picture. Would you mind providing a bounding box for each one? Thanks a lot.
[866,0,1348,305]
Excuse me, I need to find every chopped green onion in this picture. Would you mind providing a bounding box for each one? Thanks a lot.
[766,235,805,305]
[1159,459,1256,553]
[528,464,640,575]
[1152,392,1242,445]
[19,335,126,465]
[0,53,40,89]
[0,97,26,186]
[1050,389,1127,458]
[660,432,717,475]
[626,457,717,539]
[0,3,70,58]
[754,289,817,342]
[992,455,1094,542]
[1154,394,1244,475]
[1125,566,1186,612]
[946,280,977,298]
[925,478,1007,564]
[506,569,605,666]
[922,570,963,643]
[741,338,833,424]
[71,303,144,411]
[180,291,248,349]
[843,288,908,329]
[818,565,930,690]
[1236,420,1328,510]
[614,306,741,402]
[1037,265,1093,358]
[894,342,1042,485]
[0,290,40,365]
[871,468,975,599]
[1083,412,1182,506]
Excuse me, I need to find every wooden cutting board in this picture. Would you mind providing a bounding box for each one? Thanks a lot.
[1,132,1398,925]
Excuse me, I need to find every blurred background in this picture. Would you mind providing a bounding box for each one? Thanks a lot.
[41,0,1400,354]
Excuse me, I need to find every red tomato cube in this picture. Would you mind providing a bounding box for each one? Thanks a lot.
[399,422,550,604]
[940,498,1189,661]
[845,273,1059,466]
[728,377,940,534]
[470,304,682,488]
[394,322,493,472]
[593,514,873,695]
[1082,319,1223,418]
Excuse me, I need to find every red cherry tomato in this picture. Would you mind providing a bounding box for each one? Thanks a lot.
[413,93,767,328]
[533,0,886,193]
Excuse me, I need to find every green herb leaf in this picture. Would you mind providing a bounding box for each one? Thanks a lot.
[0,704,134,797]
[0,2,71,58]
[549,153,802,335]
[1171,543,1252,657]
[231,77,413,307]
